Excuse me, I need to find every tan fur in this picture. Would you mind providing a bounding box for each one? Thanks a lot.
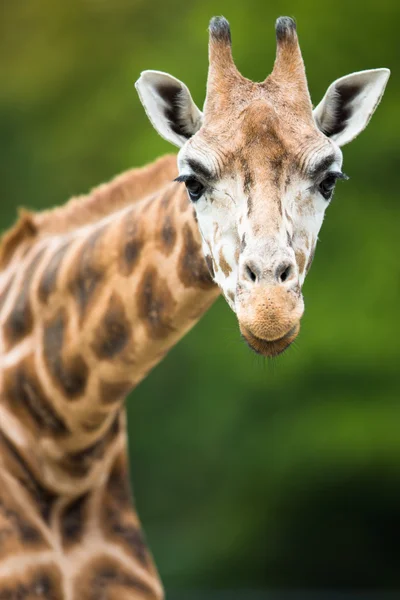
[0,155,219,599]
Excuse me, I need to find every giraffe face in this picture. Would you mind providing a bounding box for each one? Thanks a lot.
[136,17,389,356]
[175,104,343,355]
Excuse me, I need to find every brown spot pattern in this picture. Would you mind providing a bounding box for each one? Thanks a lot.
[137,267,177,339]
[0,566,63,600]
[3,248,46,348]
[160,214,177,255]
[3,358,68,435]
[99,379,132,405]
[295,249,306,274]
[69,227,105,318]
[43,308,88,399]
[0,484,45,556]
[60,493,89,547]
[61,413,120,477]
[178,223,214,290]
[38,240,70,303]
[119,211,144,276]
[74,555,155,600]
[219,249,232,277]
[107,451,133,510]
[91,293,131,360]
[102,461,149,566]
[0,432,56,523]
[102,503,149,568]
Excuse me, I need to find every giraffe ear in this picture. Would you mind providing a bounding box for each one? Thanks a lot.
[135,70,203,148]
[313,69,390,146]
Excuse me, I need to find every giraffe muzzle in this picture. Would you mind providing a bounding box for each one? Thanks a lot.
[239,321,300,357]
[236,283,304,357]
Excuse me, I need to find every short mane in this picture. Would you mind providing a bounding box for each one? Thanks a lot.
[0,154,178,269]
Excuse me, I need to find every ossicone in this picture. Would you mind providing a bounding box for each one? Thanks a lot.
[205,15,242,116]
[275,16,297,43]
[209,16,232,45]
[269,15,312,114]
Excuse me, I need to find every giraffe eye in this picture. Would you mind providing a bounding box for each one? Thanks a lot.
[318,171,348,200]
[184,177,205,201]
[174,174,207,201]
[319,174,338,200]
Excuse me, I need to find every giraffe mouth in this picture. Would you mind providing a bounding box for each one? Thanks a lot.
[239,322,300,357]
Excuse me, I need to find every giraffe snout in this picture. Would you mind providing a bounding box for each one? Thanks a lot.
[235,274,304,357]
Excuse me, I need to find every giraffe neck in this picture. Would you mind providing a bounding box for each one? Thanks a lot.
[0,157,219,598]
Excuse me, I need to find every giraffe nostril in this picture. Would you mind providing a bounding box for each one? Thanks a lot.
[276,262,293,284]
[244,261,295,285]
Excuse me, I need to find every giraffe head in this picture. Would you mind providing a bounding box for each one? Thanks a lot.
[136,17,389,356]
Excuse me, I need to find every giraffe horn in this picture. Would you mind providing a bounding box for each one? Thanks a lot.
[204,17,241,115]
[270,17,309,93]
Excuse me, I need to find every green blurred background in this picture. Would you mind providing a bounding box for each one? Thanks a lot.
[1,0,399,596]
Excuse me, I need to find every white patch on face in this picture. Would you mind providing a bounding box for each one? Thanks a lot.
[178,139,345,311]
[289,148,343,284]
[177,139,247,311]
[194,176,245,310]
[292,198,324,286]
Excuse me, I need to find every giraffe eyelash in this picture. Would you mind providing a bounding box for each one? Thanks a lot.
[306,171,349,193]
[174,174,207,201]
[174,174,193,183]
[331,171,349,181]
[319,171,349,183]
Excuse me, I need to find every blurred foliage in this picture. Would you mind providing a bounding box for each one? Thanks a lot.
[1,0,399,593]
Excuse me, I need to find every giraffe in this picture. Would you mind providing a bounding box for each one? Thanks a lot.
[0,15,389,600]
